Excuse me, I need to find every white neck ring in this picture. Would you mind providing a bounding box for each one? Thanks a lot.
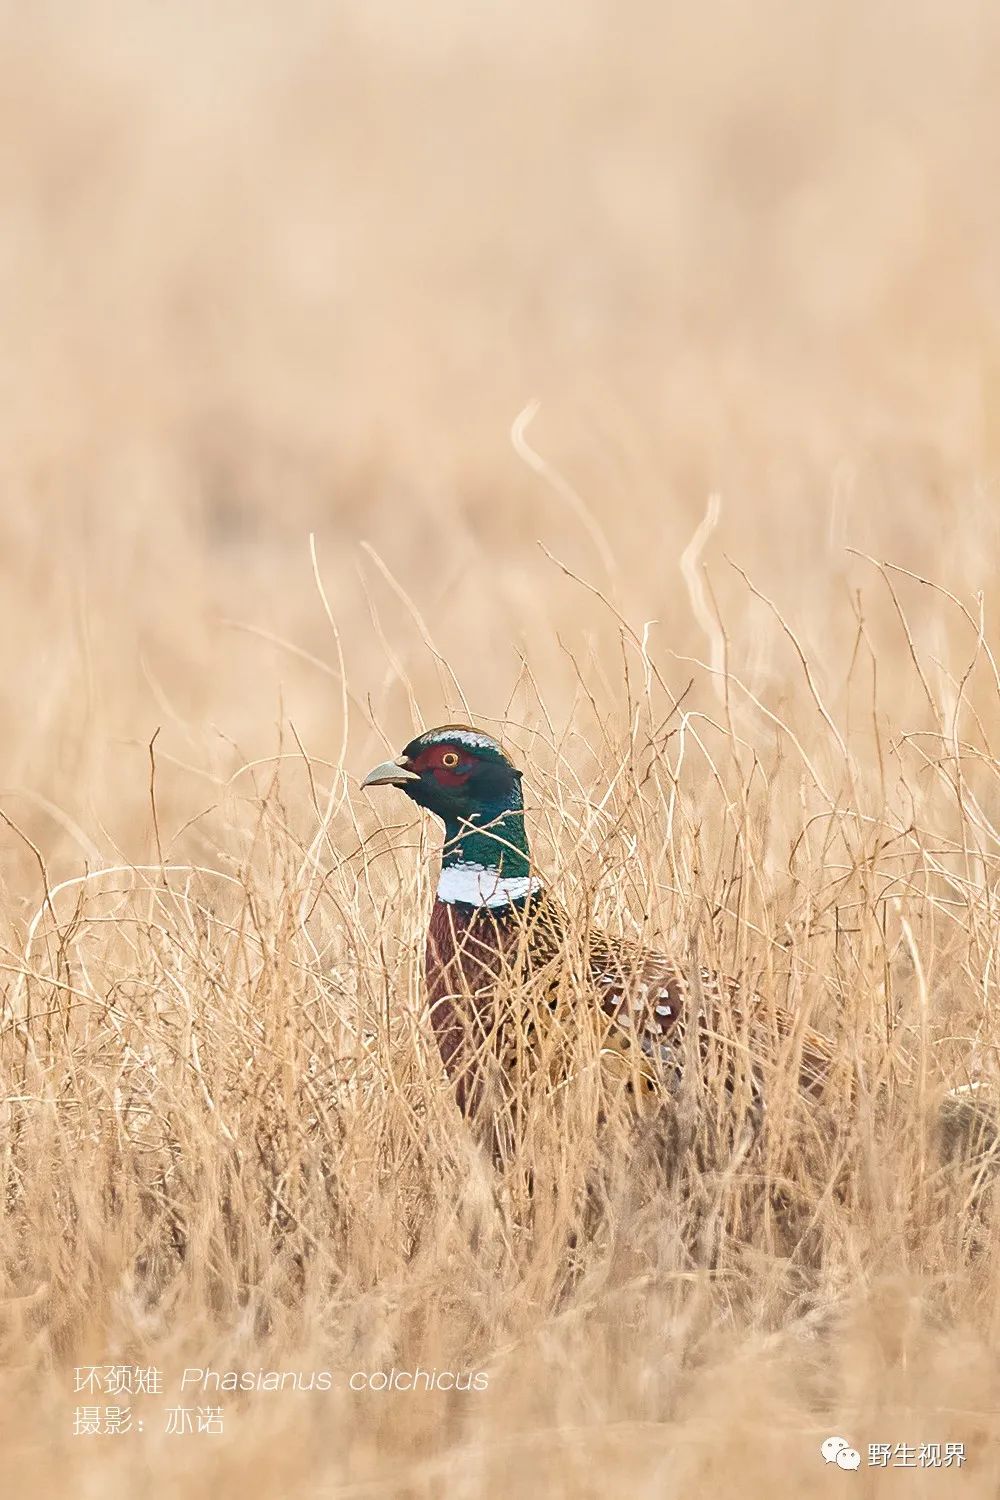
[437,862,541,909]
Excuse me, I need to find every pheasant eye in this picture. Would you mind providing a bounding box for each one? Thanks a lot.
[441,751,460,768]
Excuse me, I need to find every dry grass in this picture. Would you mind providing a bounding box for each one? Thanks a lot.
[2,0,1000,1493]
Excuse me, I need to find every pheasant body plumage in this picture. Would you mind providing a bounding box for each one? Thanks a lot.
[363,725,843,1134]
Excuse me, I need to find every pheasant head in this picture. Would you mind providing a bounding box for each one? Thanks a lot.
[362,725,541,908]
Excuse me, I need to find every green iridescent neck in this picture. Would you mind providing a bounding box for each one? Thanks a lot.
[441,792,531,879]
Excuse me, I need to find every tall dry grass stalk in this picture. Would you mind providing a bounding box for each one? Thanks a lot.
[2,0,1000,1493]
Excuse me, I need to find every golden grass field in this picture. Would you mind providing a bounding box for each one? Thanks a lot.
[2,0,1000,1493]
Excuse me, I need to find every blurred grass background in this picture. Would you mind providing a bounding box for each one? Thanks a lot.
[1,0,1000,1494]
[1,0,998,876]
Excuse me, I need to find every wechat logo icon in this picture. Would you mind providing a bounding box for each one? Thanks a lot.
[822,1437,861,1471]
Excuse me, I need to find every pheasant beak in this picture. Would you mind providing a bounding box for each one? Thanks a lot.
[361,756,421,789]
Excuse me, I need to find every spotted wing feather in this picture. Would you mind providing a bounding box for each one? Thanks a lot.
[587,936,839,1102]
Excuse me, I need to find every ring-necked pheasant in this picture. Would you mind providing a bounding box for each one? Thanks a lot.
[362,725,844,1144]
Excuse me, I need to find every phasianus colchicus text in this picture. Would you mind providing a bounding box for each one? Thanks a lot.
[362,726,844,1141]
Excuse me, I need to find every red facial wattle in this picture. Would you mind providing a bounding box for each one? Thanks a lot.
[407,744,475,788]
